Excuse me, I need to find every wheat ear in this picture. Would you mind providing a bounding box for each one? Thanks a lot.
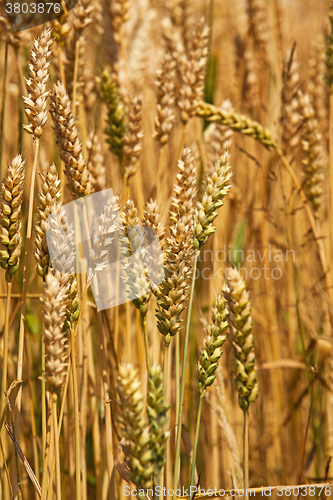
[247,0,269,64]
[116,364,154,492]
[299,94,324,214]
[50,82,92,198]
[35,164,62,279]
[156,147,196,344]
[194,153,232,249]
[177,18,209,124]
[23,27,53,139]
[204,100,234,173]
[153,51,177,145]
[281,45,302,154]
[99,69,127,165]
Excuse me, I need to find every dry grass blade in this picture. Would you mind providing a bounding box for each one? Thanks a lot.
[4,422,41,498]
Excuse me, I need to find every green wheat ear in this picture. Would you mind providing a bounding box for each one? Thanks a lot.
[224,267,259,410]
[197,292,228,396]
[116,364,155,492]
[147,364,169,483]
[99,69,126,164]
[194,152,232,249]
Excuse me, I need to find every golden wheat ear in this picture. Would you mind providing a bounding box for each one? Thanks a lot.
[0,154,25,283]
[177,18,209,124]
[153,51,177,145]
[35,164,62,279]
[23,27,53,139]
[299,93,324,214]
[156,147,196,346]
[50,82,92,198]
[41,269,70,394]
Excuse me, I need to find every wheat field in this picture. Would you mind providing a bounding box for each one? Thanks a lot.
[0,0,332,499]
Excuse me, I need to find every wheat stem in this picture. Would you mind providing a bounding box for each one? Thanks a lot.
[73,279,90,340]
[173,250,199,497]
[41,343,46,457]
[142,315,150,372]
[40,406,52,500]
[175,334,180,418]
[13,138,39,497]
[329,93,333,287]
[72,41,80,119]
[71,328,81,500]
[0,280,11,489]
[163,343,170,489]
[57,46,66,88]
[0,43,8,175]
[243,409,249,499]
[45,348,72,500]
[52,394,61,500]
[0,281,11,413]
[179,125,187,158]
[190,392,204,488]
[97,311,114,481]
